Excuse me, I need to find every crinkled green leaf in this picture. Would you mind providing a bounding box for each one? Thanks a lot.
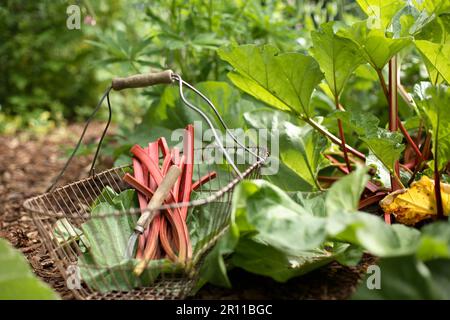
[366,151,392,189]
[417,222,450,260]
[244,108,327,190]
[333,112,402,179]
[356,0,406,30]
[327,212,420,257]
[335,244,365,266]
[53,218,89,253]
[197,228,239,288]
[353,255,447,299]
[232,238,347,282]
[413,0,450,16]
[360,128,405,173]
[219,44,324,117]
[414,83,450,170]
[325,166,370,214]
[310,22,364,97]
[290,191,327,217]
[325,167,420,257]
[415,14,450,44]
[232,180,327,254]
[0,238,59,300]
[338,21,412,70]
[332,110,380,136]
[415,40,450,84]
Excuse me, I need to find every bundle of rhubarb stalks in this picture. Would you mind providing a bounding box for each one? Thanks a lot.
[123,124,217,274]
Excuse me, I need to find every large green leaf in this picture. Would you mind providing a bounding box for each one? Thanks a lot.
[353,255,449,299]
[200,171,422,287]
[197,228,239,288]
[327,211,420,257]
[325,167,420,257]
[333,111,402,183]
[310,22,365,97]
[360,128,405,173]
[357,0,406,30]
[223,179,347,283]
[218,44,324,117]
[338,21,412,70]
[332,110,380,137]
[413,0,450,16]
[415,40,450,84]
[0,238,59,300]
[353,220,450,299]
[244,108,328,190]
[325,166,370,214]
[232,238,347,282]
[77,188,178,293]
[232,180,327,254]
[415,14,450,44]
[417,222,450,261]
[414,83,450,170]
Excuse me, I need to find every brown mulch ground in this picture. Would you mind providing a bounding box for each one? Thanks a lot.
[0,124,373,300]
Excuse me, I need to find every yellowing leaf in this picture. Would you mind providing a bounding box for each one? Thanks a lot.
[380,176,450,225]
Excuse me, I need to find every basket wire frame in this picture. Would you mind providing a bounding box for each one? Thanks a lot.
[24,146,266,300]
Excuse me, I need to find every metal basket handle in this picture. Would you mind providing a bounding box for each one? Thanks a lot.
[111,70,174,91]
[47,70,264,191]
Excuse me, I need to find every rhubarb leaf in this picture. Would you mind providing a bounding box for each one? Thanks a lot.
[337,21,412,70]
[417,222,450,261]
[325,166,370,214]
[325,167,420,257]
[78,189,174,293]
[231,239,347,282]
[353,255,448,299]
[360,128,405,173]
[244,108,328,190]
[356,0,406,30]
[218,44,324,117]
[310,22,365,97]
[414,83,450,170]
[415,40,450,85]
[232,180,327,254]
[0,238,59,299]
[412,0,450,16]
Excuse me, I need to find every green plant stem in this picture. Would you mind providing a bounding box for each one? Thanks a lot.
[392,170,405,189]
[408,132,431,185]
[398,119,423,158]
[338,119,352,172]
[388,57,402,191]
[303,117,366,160]
[378,67,423,159]
[335,95,352,172]
[434,122,444,218]
[376,69,390,100]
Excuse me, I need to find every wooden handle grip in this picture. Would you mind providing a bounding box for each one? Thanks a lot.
[112,70,173,91]
[136,165,181,231]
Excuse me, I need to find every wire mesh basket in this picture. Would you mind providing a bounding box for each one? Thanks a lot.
[23,70,267,300]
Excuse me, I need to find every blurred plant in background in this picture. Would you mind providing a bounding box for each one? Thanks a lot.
[0,0,123,134]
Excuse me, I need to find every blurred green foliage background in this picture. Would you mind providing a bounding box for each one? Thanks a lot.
[0,0,359,134]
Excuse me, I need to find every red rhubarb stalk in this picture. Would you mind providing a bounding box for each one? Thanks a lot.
[179,125,194,259]
[192,171,217,191]
[130,144,189,262]
[143,142,163,261]
[180,125,194,218]
[132,158,148,260]
[158,137,170,157]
